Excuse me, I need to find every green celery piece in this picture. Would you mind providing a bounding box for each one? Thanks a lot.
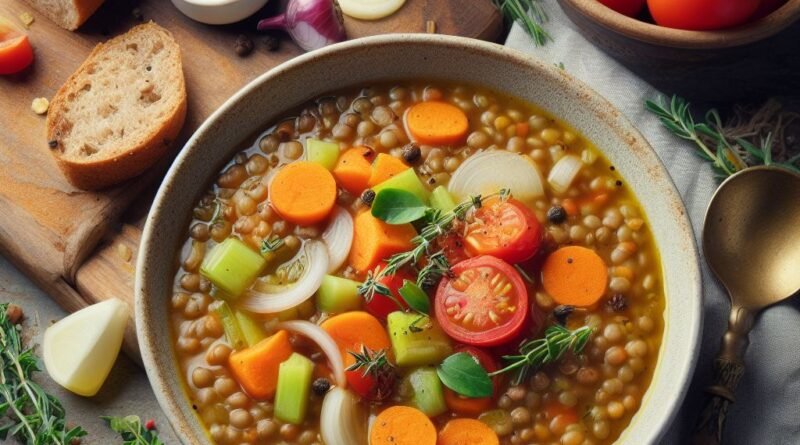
[407,367,447,417]
[387,312,452,367]
[274,353,314,424]
[430,186,457,212]
[215,302,246,350]
[234,310,266,347]
[316,275,363,313]
[372,168,430,204]
[306,139,340,170]
[201,237,266,299]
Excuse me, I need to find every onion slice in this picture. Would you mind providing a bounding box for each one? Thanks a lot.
[240,240,329,313]
[547,154,583,194]
[321,388,368,445]
[322,206,353,273]
[448,150,544,204]
[278,320,346,388]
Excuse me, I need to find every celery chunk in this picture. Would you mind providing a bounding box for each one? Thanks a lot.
[201,238,265,299]
[430,186,457,212]
[274,353,314,424]
[387,312,452,367]
[316,275,363,313]
[214,302,246,350]
[407,367,447,417]
[372,168,430,204]
[234,310,266,347]
[307,139,340,170]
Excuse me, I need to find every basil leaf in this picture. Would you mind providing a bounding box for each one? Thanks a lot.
[371,189,429,224]
[436,352,493,398]
[398,280,430,314]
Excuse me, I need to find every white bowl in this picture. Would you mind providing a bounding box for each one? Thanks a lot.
[170,0,269,25]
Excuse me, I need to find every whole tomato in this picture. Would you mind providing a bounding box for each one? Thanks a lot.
[597,0,646,17]
[647,0,760,30]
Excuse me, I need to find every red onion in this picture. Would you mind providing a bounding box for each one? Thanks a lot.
[257,0,346,52]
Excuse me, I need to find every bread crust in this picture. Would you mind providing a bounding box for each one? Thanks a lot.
[23,0,106,30]
[46,22,187,190]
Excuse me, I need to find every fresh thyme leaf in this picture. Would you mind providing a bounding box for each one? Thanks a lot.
[0,303,87,445]
[102,415,164,445]
[260,235,284,255]
[346,346,393,376]
[417,251,451,290]
[371,189,429,224]
[436,352,493,398]
[494,0,551,46]
[398,280,430,314]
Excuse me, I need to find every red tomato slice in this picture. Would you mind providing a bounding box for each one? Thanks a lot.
[647,0,760,30]
[364,265,411,320]
[464,197,542,264]
[597,0,646,17]
[444,345,501,415]
[434,256,528,347]
[0,18,34,75]
[346,368,377,398]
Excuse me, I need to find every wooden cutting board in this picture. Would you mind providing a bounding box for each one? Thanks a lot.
[0,0,502,359]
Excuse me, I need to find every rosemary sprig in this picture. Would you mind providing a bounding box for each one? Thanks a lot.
[646,95,800,178]
[0,303,87,445]
[494,0,552,46]
[416,251,451,290]
[259,235,284,255]
[346,346,393,376]
[490,324,593,385]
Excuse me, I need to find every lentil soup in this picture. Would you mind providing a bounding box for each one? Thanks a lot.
[170,82,665,445]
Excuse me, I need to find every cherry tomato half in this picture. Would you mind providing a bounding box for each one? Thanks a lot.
[464,197,542,264]
[0,18,34,75]
[597,0,646,17]
[435,256,528,347]
[444,346,500,416]
[364,265,410,320]
[647,0,760,30]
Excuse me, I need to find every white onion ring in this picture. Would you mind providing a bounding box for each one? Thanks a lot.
[448,150,545,203]
[278,320,346,388]
[240,240,328,313]
[321,206,353,273]
[548,154,583,194]
[321,388,368,445]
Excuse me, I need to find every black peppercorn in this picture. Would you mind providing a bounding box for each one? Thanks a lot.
[263,35,280,52]
[235,34,254,57]
[608,294,628,312]
[553,305,575,325]
[361,189,376,206]
[48,140,58,149]
[312,378,331,396]
[547,205,567,224]
[401,142,421,164]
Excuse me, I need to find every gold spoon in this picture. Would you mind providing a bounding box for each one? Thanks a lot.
[693,166,800,445]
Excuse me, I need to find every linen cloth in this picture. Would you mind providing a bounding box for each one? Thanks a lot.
[503,5,800,445]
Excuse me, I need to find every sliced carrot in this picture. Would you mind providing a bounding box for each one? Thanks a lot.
[561,198,578,217]
[370,406,436,445]
[227,330,294,400]
[368,153,409,187]
[541,246,608,307]
[350,211,416,272]
[333,147,374,195]
[270,161,336,225]
[438,418,500,445]
[515,122,530,138]
[544,401,579,424]
[444,389,493,416]
[320,311,391,367]
[406,101,469,146]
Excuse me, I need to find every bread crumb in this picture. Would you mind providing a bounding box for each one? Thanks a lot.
[19,12,34,28]
[31,97,49,115]
[116,243,133,262]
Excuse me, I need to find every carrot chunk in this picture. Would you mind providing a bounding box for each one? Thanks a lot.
[406,101,469,146]
[368,153,408,187]
[349,211,416,272]
[270,161,336,225]
[333,147,374,195]
[438,418,500,445]
[541,246,608,307]
[320,311,391,368]
[227,330,293,400]
[370,406,436,445]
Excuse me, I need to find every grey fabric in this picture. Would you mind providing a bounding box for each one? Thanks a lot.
[503,5,800,445]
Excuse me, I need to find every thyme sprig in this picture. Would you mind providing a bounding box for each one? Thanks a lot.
[0,303,87,445]
[102,415,164,445]
[346,346,393,376]
[494,0,551,46]
[490,324,593,385]
[646,95,800,178]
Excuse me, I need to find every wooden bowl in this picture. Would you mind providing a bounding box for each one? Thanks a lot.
[557,0,800,101]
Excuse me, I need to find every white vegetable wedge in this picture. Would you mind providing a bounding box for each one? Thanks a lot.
[43,299,129,396]
[339,0,406,20]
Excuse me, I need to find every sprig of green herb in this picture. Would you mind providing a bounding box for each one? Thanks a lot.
[346,346,393,376]
[494,0,552,46]
[490,324,593,385]
[646,95,800,178]
[0,303,87,445]
[260,235,285,255]
[102,415,164,445]
[417,251,451,290]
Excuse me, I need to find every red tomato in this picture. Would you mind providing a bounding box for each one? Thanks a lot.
[364,266,411,320]
[346,368,377,398]
[597,0,645,17]
[0,18,34,75]
[444,346,500,415]
[435,232,469,266]
[647,0,760,30]
[464,198,542,264]
[434,256,528,347]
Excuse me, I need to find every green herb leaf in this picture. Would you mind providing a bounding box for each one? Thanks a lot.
[260,235,285,255]
[398,280,430,314]
[371,189,429,224]
[437,352,493,398]
[494,0,551,46]
[102,415,165,445]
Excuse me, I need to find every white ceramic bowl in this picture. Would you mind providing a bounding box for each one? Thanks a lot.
[136,34,703,444]
[170,0,269,25]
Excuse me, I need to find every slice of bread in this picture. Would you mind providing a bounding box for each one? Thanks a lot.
[23,0,106,31]
[47,22,187,190]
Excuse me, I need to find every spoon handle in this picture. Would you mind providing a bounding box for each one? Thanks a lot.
[692,306,754,445]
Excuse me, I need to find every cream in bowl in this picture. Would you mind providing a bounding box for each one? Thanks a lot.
[170,0,270,25]
[136,34,702,445]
